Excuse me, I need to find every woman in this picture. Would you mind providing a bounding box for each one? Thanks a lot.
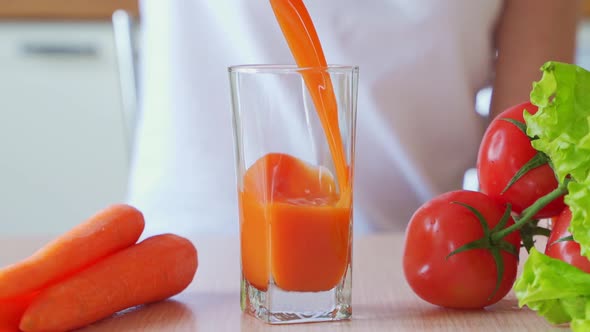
[130,0,578,235]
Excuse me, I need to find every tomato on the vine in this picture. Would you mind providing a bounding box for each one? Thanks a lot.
[403,190,521,309]
[477,102,565,218]
[545,207,590,273]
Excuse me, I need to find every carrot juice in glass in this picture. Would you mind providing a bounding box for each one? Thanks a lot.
[229,64,358,324]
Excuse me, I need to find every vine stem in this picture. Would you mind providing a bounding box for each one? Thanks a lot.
[491,178,570,242]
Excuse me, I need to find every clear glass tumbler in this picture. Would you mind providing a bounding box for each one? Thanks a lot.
[229,64,358,324]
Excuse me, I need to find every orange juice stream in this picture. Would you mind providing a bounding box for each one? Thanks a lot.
[240,0,352,292]
[269,0,350,202]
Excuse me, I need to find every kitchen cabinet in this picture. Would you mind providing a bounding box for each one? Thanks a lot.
[0,15,138,235]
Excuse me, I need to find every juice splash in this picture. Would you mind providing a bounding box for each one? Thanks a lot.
[239,0,352,292]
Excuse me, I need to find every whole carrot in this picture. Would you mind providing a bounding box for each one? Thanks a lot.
[0,293,36,332]
[0,204,144,299]
[20,234,198,332]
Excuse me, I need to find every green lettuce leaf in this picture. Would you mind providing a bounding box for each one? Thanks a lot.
[514,248,590,329]
[573,316,590,332]
[524,61,590,259]
[524,61,590,184]
[565,181,590,259]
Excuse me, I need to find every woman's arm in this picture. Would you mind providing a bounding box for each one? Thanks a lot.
[490,0,579,119]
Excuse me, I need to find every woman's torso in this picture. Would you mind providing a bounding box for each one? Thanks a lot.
[131,0,502,235]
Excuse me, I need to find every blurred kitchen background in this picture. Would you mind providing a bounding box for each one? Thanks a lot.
[1,1,590,236]
[0,0,139,236]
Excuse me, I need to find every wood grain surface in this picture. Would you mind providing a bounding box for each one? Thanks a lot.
[584,0,590,17]
[0,233,565,332]
[0,0,139,20]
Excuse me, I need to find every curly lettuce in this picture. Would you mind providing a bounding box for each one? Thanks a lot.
[516,62,590,329]
[524,62,590,259]
[565,181,590,258]
[525,62,590,184]
[514,249,590,330]
[573,316,590,332]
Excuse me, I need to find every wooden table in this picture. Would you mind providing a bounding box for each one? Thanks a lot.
[0,0,139,20]
[1,233,564,331]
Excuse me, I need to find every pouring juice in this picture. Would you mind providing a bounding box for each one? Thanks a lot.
[231,0,358,323]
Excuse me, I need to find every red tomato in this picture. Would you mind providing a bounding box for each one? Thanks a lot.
[545,208,590,273]
[477,102,564,218]
[403,190,521,309]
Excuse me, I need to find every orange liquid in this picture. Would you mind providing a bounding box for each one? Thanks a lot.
[269,0,350,204]
[240,0,352,292]
[240,154,351,291]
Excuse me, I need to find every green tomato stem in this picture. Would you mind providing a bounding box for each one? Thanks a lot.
[491,178,570,242]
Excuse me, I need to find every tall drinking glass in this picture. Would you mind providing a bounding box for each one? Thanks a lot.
[229,65,358,324]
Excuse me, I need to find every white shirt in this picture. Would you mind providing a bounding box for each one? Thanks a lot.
[130,0,501,236]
